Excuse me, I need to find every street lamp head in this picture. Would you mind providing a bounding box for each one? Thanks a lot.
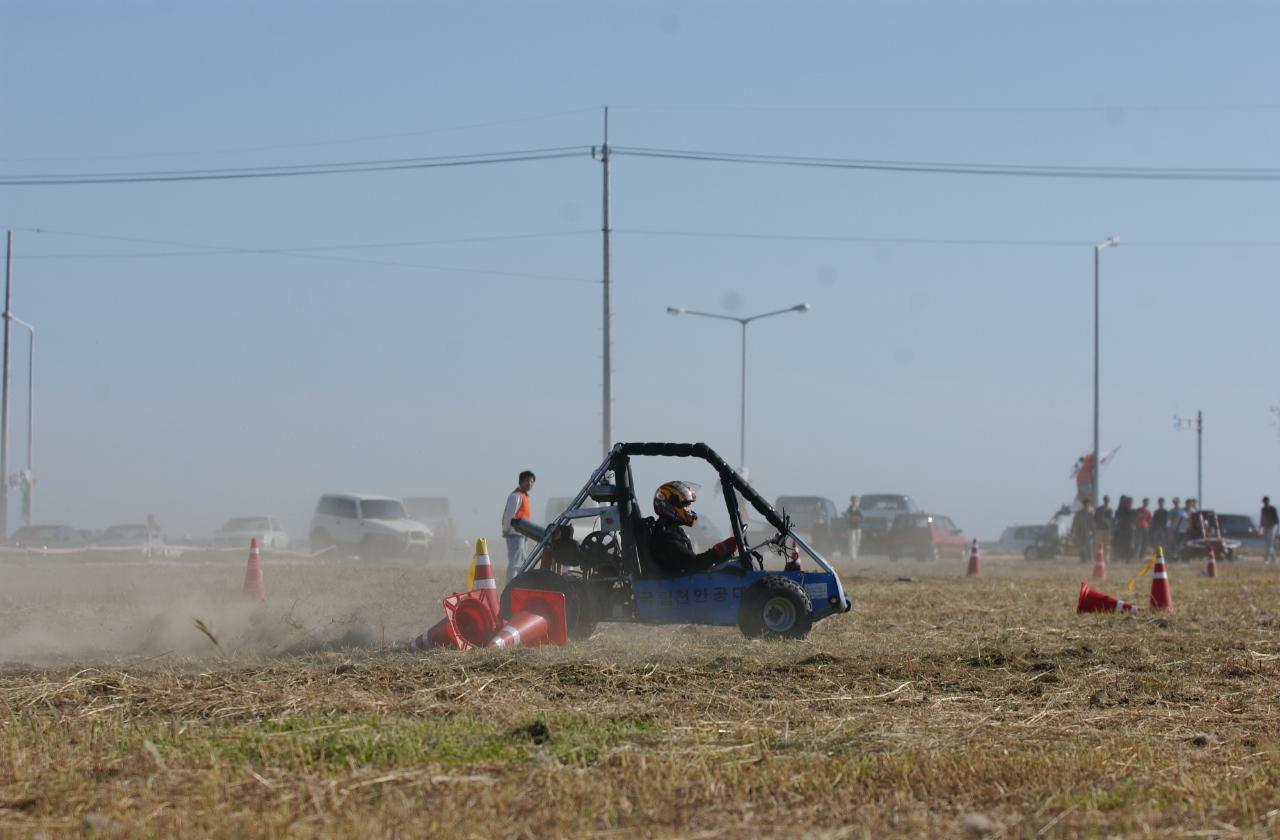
[1098,236,1120,250]
[793,303,811,313]
[666,307,685,316]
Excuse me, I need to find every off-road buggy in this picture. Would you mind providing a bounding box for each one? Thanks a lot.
[503,442,852,640]
[1173,510,1240,563]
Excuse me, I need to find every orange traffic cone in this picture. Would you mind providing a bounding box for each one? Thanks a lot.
[1077,581,1139,614]
[243,538,266,602]
[1204,547,1217,579]
[407,617,457,651]
[1149,548,1174,611]
[966,539,981,577]
[1092,544,1107,581]
[469,538,499,619]
[489,588,568,649]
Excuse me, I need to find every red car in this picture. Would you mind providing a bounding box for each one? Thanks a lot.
[886,513,968,562]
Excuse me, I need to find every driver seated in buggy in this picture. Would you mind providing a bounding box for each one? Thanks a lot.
[649,480,740,576]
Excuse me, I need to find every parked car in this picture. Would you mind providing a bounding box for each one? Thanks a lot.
[6,524,90,550]
[1215,513,1269,556]
[886,512,967,562]
[214,516,290,551]
[96,523,157,548]
[309,494,431,559]
[773,495,843,556]
[996,525,1047,555]
[857,494,921,553]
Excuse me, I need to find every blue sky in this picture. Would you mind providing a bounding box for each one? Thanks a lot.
[1,1,1278,541]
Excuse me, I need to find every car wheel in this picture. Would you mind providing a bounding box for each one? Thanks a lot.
[1024,546,1039,561]
[737,576,813,640]
[501,568,597,641]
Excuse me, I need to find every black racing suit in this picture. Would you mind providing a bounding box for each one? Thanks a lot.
[649,518,724,577]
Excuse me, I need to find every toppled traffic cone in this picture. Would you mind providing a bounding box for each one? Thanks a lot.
[966,539,981,577]
[243,538,266,602]
[407,618,456,651]
[1204,547,1217,579]
[489,588,568,649]
[468,537,499,618]
[1149,548,1174,612]
[1092,544,1107,581]
[1077,581,1139,614]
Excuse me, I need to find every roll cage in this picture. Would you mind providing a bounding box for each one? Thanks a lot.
[516,442,850,609]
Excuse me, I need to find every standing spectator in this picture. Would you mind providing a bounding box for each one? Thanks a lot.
[500,470,536,583]
[1135,498,1153,562]
[1113,496,1134,562]
[1150,498,1169,554]
[1071,503,1094,564]
[1167,497,1186,555]
[1261,496,1279,565]
[1094,495,1114,556]
[844,495,863,561]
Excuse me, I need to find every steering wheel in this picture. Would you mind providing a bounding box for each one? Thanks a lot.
[580,530,621,559]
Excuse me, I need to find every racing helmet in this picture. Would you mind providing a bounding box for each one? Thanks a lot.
[654,480,698,526]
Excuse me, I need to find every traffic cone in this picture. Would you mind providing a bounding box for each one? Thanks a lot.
[407,617,458,651]
[1077,581,1139,614]
[1092,544,1107,581]
[469,538,499,619]
[966,539,981,577]
[1149,548,1174,612]
[1204,547,1217,579]
[243,538,266,602]
[489,588,568,649]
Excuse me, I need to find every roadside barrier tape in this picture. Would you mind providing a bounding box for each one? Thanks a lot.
[1127,554,1158,593]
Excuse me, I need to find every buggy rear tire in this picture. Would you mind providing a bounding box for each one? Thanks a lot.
[738,575,813,640]
[501,568,597,641]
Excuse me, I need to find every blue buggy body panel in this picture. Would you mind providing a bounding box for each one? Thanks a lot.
[632,569,845,626]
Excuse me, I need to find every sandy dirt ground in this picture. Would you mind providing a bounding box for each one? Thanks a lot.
[1,549,1278,837]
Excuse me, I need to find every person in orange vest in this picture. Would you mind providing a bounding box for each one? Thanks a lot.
[501,470,536,583]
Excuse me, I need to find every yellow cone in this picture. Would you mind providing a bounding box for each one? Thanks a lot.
[467,537,489,590]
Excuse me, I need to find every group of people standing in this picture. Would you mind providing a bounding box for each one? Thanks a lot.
[1073,494,1280,564]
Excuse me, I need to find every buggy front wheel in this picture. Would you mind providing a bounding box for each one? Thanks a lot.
[738,576,813,640]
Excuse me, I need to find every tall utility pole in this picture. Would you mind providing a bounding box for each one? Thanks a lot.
[597,108,613,458]
[1092,236,1119,516]
[1,230,12,539]
[1174,411,1203,505]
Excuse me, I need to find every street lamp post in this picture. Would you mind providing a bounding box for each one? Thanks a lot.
[1093,236,1119,517]
[667,303,810,470]
[9,316,33,525]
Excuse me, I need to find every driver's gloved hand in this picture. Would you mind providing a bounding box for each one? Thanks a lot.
[711,537,738,558]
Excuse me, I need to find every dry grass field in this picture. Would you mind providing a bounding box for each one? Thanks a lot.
[2,550,1279,838]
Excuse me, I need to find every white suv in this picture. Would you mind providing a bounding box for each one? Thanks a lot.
[309,493,432,559]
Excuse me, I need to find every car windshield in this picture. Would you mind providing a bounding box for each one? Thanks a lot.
[225,517,270,531]
[361,500,407,520]
[775,498,826,528]
[892,514,931,531]
[1217,514,1255,533]
[861,495,912,512]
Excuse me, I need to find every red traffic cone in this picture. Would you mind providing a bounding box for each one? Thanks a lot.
[407,617,458,651]
[469,537,500,619]
[1204,547,1217,579]
[1092,544,1107,581]
[1149,548,1174,612]
[489,588,568,649]
[966,539,981,577]
[1077,581,1139,614]
[243,538,266,602]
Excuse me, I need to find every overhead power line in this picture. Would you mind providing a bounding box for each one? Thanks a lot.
[0,146,591,186]
[613,146,1280,181]
[0,107,600,163]
[616,228,1280,248]
[6,227,595,284]
[12,229,598,259]
[612,103,1280,114]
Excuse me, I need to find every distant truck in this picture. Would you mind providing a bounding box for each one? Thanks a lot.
[856,494,920,554]
[773,495,844,557]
